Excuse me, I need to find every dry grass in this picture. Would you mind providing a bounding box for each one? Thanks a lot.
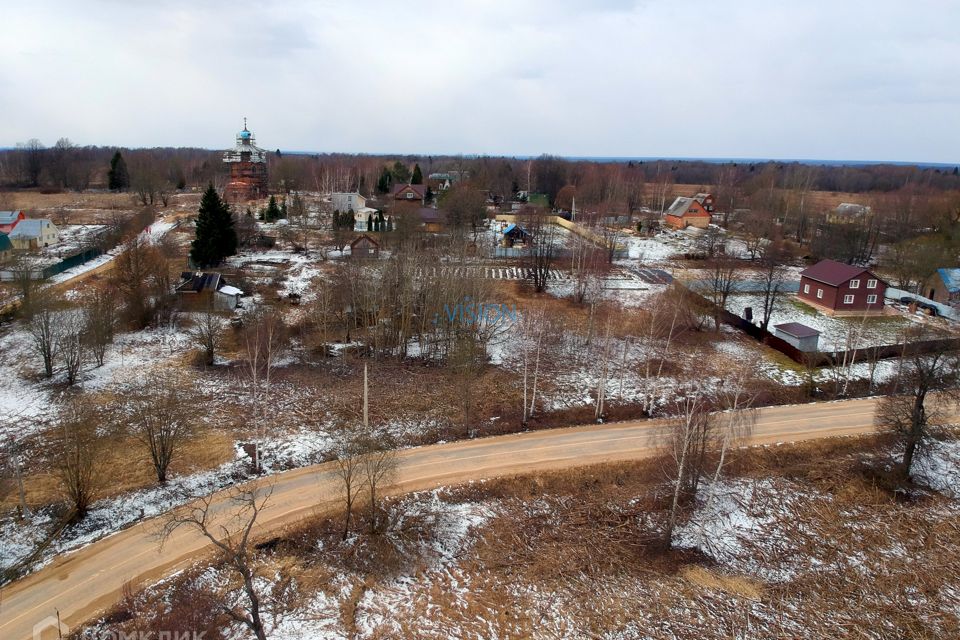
[92,434,960,639]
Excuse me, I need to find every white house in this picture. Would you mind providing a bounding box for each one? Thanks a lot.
[8,219,59,249]
[331,192,366,213]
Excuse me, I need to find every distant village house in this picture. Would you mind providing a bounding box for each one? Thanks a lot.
[924,268,960,308]
[350,234,380,259]
[8,219,59,249]
[0,210,25,234]
[663,196,711,229]
[175,271,244,311]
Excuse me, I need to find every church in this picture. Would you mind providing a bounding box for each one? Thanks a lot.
[223,119,269,202]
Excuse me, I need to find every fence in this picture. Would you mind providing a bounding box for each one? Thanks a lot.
[686,284,960,367]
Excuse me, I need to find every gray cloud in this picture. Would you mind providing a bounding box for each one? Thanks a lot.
[0,0,957,163]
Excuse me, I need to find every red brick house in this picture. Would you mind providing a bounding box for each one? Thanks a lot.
[663,197,711,229]
[0,210,25,234]
[391,183,427,204]
[798,260,887,315]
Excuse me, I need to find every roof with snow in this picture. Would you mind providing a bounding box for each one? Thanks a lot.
[800,259,883,287]
[774,322,821,339]
[8,219,54,239]
[937,268,960,293]
[217,285,243,297]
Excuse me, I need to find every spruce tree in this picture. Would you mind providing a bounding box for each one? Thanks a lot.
[107,151,129,191]
[190,183,237,268]
[280,198,288,219]
[264,195,281,222]
[411,163,423,185]
[376,167,392,194]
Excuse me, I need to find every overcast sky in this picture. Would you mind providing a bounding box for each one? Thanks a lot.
[1,0,958,163]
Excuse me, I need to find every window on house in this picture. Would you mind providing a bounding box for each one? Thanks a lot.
[803,284,810,294]
[844,294,854,304]
[867,294,877,304]
[867,279,877,289]
[849,279,860,289]
[817,288,823,299]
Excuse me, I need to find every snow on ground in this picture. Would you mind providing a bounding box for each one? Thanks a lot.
[914,438,960,498]
[617,231,686,263]
[725,292,915,348]
[674,478,816,582]
[354,492,498,638]
[47,218,179,285]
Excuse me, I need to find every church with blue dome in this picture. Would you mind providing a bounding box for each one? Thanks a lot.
[223,119,268,202]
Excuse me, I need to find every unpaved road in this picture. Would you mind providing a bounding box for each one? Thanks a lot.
[0,396,941,639]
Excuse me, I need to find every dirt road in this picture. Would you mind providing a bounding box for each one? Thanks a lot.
[0,396,935,639]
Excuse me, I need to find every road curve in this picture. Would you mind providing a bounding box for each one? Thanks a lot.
[0,396,931,639]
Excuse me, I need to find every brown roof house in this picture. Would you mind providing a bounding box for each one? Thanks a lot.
[391,183,428,204]
[176,272,244,311]
[350,234,380,259]
[663,197,711,229]
[798,260,887,315]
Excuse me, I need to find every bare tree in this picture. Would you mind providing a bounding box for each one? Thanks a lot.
[664,393,712,545]
[662,384,756,547]
[58,308,86,385]
[704,257,737,332]
[82,292,115,367]
[331,426,365,540]
[27,294,61,378]
[241,309,288,471]
[357,427,400,535]
[520,208,559,293]
[189,302,225,367]
[130,371,197,484]
[757,241,789,332]
[876,333,959,481]
[56,399,104,520]
[160,486,272,640]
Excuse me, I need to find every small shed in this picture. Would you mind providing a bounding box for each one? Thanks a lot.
[216,285,244,310]
[350,234,380,259]
[501,223,532,248]
[773,322,821,352]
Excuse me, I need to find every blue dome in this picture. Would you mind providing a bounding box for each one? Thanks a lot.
[239,129,252,139]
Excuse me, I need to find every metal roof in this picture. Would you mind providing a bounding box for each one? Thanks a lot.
[8,219,53,238]
[774,322,821,339]
[0,211,23,224]
[937,268,960,293]
[800,259,881,287]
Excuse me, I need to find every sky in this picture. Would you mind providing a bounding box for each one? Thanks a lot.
[1,0,958,163]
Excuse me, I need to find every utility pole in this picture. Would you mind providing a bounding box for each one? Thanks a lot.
[363,363,369,430]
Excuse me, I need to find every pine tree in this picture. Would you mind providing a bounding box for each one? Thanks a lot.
[108,151,129,191]
[376,167,392,194]
[367,215,373,232]
[264,196,281,222]
[190,183,237,268]
[333,210,341,229]
[280,198,288,219]
[411,163,423,185]
[386,216,394,232]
